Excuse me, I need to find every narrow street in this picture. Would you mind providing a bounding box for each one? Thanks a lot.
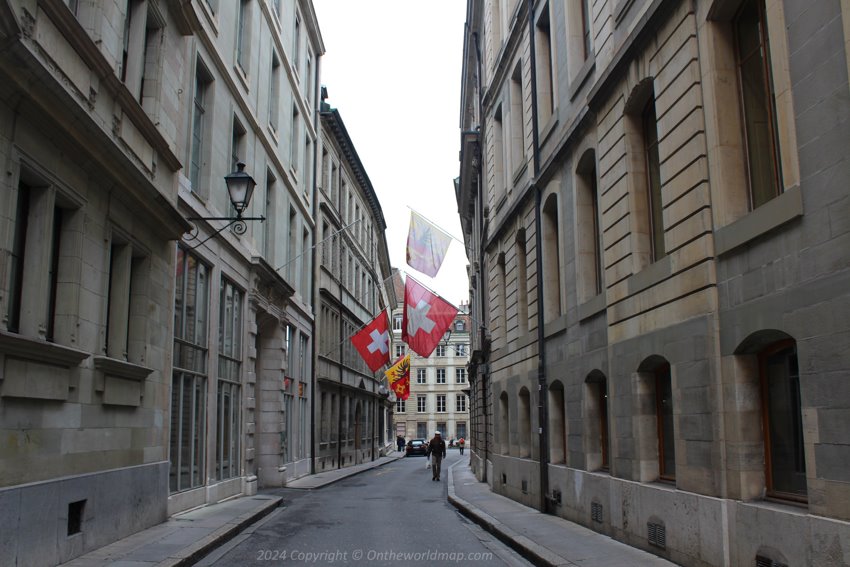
[197,454,532,566]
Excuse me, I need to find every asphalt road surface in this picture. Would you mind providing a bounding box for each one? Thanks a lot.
[197,452,532,566]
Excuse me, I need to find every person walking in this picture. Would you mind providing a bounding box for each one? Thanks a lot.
[428,431,447,481]
[458,437,465,455]
[397,435,405,453]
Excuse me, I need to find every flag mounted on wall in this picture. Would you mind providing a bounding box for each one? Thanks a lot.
[385,354,410,400]
[401,276,458,358]
[406,211,453,277]
[350,312,391,372]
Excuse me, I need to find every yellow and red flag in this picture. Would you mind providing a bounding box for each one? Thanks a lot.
[385,354,411,401]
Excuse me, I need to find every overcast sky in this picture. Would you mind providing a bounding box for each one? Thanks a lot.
[312,1,470,308]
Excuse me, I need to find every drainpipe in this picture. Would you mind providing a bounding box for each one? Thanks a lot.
[338,310,344,469]
[526,0,549,514]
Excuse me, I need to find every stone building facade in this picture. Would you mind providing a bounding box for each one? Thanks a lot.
[313,102,395,473]
[0,0,395,564]
[169,0,321,515]
[391,270,471,444]
[457,0,850,565]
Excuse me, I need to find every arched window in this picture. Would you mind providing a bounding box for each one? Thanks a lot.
[499,392,510,455]
[585,371,609,471]
[515,230,528,335]
[548,381,566,464]
[576,150,603,301]
[541,193,562,321]
[655,362,675,480]
[760,340,806,500]
[518,387,532,458]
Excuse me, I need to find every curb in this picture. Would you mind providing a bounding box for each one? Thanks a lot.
[447,461,570,567]
[288,454,405,490]
[157,496,282,567]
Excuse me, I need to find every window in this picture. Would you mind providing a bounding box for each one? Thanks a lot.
[548,381,566,464]
[190,60,212,194]
[735,0,783,209]
[417,395,427,413]
[416,422,427,438]
[509,64,524,178]
[436,344,447,357]
[455,320,465,332]
[642,99,665,261]
[760,341,806,500]
[106,237,147,362]
[231,117,246,172]
[396,399,406,413]
[497,253,508,345]
[291,105,300,173]
[455,368,467,383]
[7,176,77,342]
[457,422,467,439]
[395,344,405,358]
[535,3,554,125]
[456,394,467,412]
[515,230,528,334]
[293,12,301,74]
[393,315,403,331]
[518,387,531,458]
[541,193,562,320]
[493,105,506,202]
[436,369,446,384]
[586,373,610,471]
[437,395,446,413]
[121,1,162,107]
[566,0,593,79]
[581,0,592,60]
[170,248,210,492]
[417,369,427,384]
[217,278,242,480]
[269,51,280,131]
[655,363,675,481]
[499,392,509,454]
[456,344,469,356]
[576,150,603,299]
[236,0,251,72]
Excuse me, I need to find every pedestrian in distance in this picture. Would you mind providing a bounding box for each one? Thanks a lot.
[397,435,405,453]
[427,431,447,481]
[458,437,465,455]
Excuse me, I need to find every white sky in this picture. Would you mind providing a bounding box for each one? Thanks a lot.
[312,0,470,307]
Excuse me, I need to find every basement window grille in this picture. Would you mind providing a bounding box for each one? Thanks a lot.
[756,556,788,567]
[521,480,528,494]
[68,500,85,536]
[591,501,603,523]
[647,521,666,549]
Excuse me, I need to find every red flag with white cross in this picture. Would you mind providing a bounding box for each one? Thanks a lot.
[401,276,458,358]
[350,312,391,372]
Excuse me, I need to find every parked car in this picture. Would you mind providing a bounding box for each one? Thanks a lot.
[405,439,428,457]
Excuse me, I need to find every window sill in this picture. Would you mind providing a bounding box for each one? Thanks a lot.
[614,0,636,25]
[715,185,802,256]
[0,331,89,401]
[568,55,596,102]
[627,254,672,296]
[0,330,89,367]
[538,111,559,147]
[579,292,607,321]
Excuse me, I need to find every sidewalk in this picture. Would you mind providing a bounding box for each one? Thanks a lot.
[60,451,676,566]
[447,455,676,567]
[58,453,405,567]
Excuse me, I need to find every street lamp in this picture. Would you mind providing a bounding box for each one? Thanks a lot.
[185,162,265,248]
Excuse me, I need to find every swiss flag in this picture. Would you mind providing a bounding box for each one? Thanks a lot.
[350,312,391,372]
[401,276,458,357]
